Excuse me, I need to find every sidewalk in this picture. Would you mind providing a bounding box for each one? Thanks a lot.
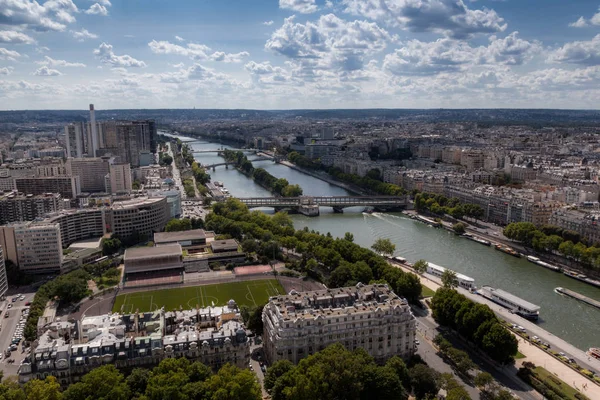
[393,262,600,399]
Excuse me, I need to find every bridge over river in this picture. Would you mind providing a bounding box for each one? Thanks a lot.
[237,195,408,216]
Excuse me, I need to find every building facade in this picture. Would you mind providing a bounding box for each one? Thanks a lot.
[0,192,63,225]
[66,158,110,193]
[19,304,250,386]
[0,246,8,299]
[0,222,64,273]
[15,176,81,199]
[108,163,132,194]
[263,283,416,365]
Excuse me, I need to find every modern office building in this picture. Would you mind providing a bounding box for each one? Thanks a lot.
[0,222,63,273]
[19,303,250,386]
[0,246,8,299]
[108,163,132,193]
[263,283,417,365]
[0,192,63,225]
[106,196,169,239]
[148,189,181,218]
[15,176,81,199]
[46,209,107,248]
[66,158,110,193]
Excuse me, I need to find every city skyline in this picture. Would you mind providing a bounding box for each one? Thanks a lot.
[1,0,600,110]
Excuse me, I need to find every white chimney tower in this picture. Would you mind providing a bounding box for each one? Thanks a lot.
[89,104,98,156]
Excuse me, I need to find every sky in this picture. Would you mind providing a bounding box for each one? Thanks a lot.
[1,0,600,110]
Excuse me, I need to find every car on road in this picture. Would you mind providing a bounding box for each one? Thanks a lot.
[19,296,25,301]
[415,339,420,345]
[4,312,9,318]
[24,302,31,306]
[7,304,12,309]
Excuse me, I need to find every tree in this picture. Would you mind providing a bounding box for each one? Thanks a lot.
[264,360,294,392]
[413,259,428,275]
[241,238,259,254]
[165,218,192,232]
[481,323,518,364]
[386,356,411,390]
[344,232,355,242]
[452,222,466,235]
[202,364,261,400]
[247,304,264,334]
[474,372,494,392]
[162,154,173,165]
[101,237,121,256]
[63,365,130,400]
[23,376,62,400]
[409,364,440,400]
[282,184,303,197]
[126,368,151,395]
[371,238,396,257]
[441,269,459,289]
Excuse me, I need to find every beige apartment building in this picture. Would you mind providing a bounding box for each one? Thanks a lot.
[0,222,63,273]
[14,176,81,199]
[108,163,132,193]
[263,283,416,365]
[66,158,110,193]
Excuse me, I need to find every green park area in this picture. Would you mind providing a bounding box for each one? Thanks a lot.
[112,279,284,313]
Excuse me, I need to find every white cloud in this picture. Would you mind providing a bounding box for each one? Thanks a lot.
[0,47,21,61]
[263,20,274,26]
[383,32,540,76]
[94,42,147,67]
[85,3,108,16]
[342,0,507,39]
[569,17,588,28]
[175,36,185,42]
[36,46,50,53]
[36,55,85,67]
[569,8,600,28]
[70,28,98,41]
[148,40,250,63]
[0,66,13,75]
[159,63,230,83]
[0,30,35,44]
[96,0,112,6]
[549,34,600,66]
[486,32,541,65]
[279,0,318,14]
[170,62,185,68]
[34,66,62,76]
[266,14,392,72]
[0,0,79,31]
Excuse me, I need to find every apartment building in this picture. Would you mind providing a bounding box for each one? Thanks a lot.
[460,149,485,172]
[66,158,110,193]
[108,163,132,193]
[0,222,63,273]
[263,283,416,365]
[0,192,63,225]
[19,304,250,386]
[15,176,81,199]
[64,123,86,158]
[549,209,600,245]
[99,120,157,167]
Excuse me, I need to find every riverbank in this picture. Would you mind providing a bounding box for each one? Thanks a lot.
[278,160,367,195]
[392,261,600,399]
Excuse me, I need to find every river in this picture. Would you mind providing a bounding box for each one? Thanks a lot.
[181,135,600,352]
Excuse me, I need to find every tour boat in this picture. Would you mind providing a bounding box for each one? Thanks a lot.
[462,233,491,246]
[563,270,600,289]
[426,262,476,291]
[478,286,540,320]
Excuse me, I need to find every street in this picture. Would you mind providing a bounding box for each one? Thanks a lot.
[414,307,539,400]
[0,289,36,379]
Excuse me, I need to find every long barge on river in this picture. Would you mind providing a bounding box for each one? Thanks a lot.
[494,244,521,258]
[563,270,600,289]
[555,287,600,310]
[526,256,561,272]
[462,233,491,246]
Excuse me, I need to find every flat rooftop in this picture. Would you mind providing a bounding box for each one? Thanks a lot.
[482,286,540,311]
[125,244,182,260]
[154,229,206,243]
[68,237,103,250]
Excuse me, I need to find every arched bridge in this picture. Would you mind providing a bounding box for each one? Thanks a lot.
[236,195,408,216]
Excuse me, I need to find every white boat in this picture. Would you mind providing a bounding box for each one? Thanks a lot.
[479,286,540,320]
[526,256,561,272]
[393,256,407,264]
[426,262,476,291]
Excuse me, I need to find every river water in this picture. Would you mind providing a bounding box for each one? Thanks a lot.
[184,136,600,352]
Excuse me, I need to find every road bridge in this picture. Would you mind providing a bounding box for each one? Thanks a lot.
[192,148,258,153]
[236,195,408,216]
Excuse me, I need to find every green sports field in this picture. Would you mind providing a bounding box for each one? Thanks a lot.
[112,279,284,313]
